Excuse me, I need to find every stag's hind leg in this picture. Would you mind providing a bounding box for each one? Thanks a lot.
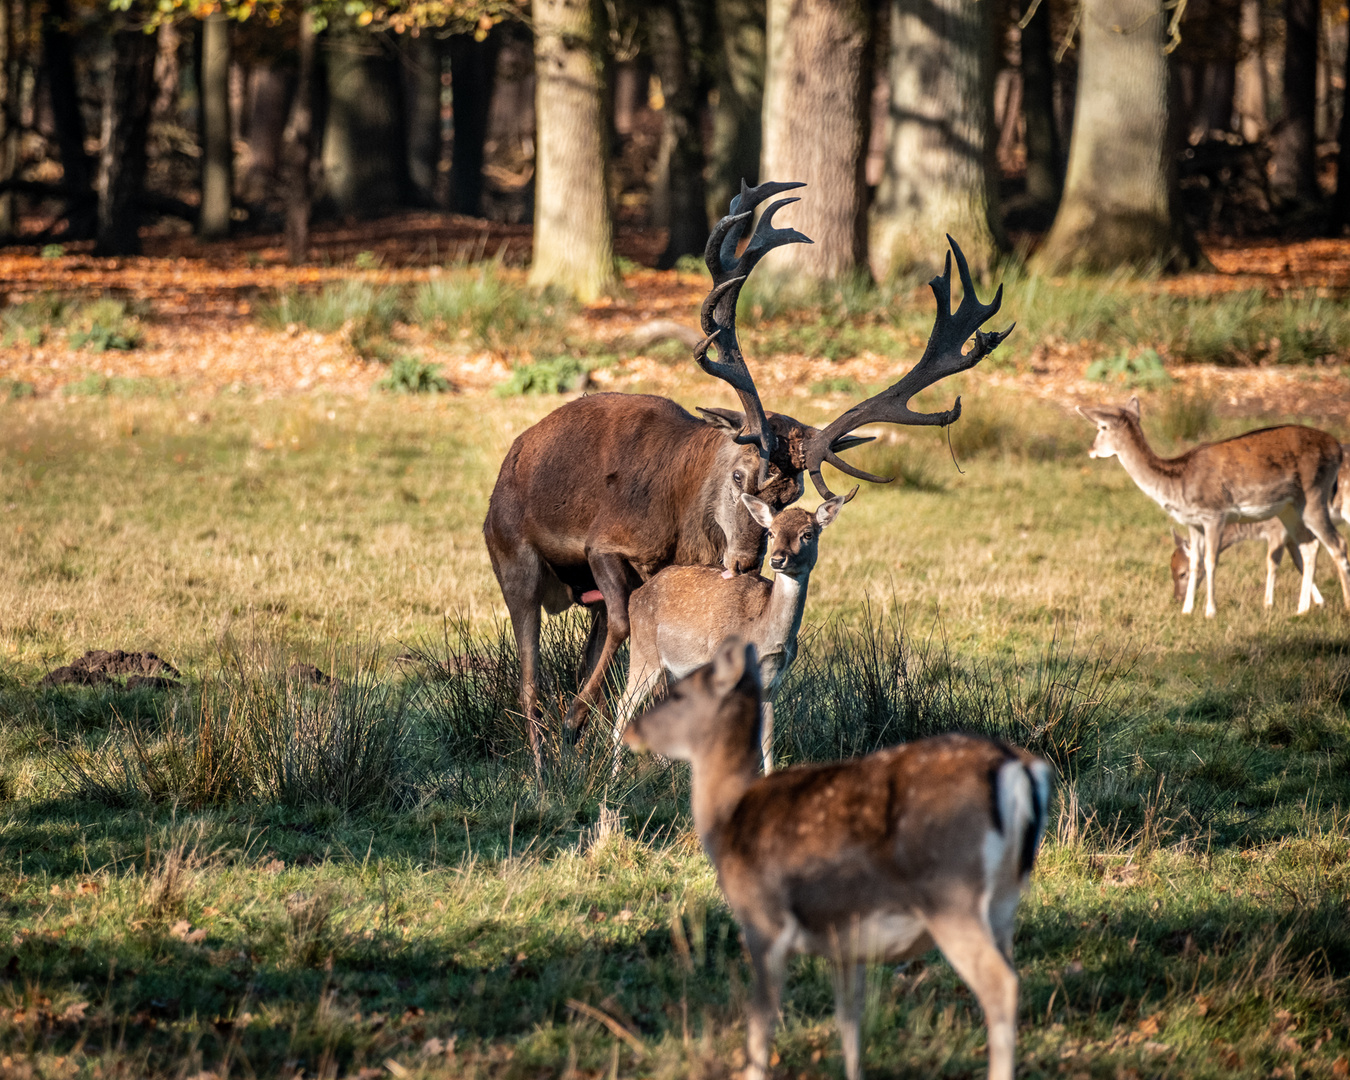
[926,910,1020,1080]
[488,547,551,782]
[565,551,639,739]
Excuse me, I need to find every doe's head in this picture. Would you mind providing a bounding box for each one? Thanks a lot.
[1076,397,1141,461]
[1170,529,1195,602]
[740,487,854,576]
[622,637,762,762]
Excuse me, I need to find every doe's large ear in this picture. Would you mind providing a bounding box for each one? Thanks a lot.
[696,407,747,433]
[710,636,757,697]
[815,486,856,529]
[741,492,776,528]
[1171,528,1186,552]
[1126,396,1141,421]
[1075,405,1099,423]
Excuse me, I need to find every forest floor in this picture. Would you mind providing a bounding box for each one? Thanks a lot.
[0,216,1349,420]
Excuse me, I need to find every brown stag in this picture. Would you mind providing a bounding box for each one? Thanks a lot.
[484,181,1013,777]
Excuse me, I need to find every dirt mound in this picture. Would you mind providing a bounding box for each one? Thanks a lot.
[40,650,180,689]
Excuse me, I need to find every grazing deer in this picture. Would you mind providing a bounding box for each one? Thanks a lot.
[1170,522,1324,612]
[485,180,1012,778]
[1078,397,1350,618]
[613,488,854,772]
[622,638,1052,1080]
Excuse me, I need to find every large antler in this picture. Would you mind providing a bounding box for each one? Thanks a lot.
[694,179,811,483]
[802,236,1014,498]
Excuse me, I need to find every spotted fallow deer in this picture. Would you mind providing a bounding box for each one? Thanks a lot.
[485,179,1013,779]
[612,488,853,773]
[1170,522,1324,612]
[622,639,1052,1080]
[1078,397,1350,618]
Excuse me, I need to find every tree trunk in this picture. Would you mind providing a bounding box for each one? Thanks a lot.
[870,0,1003,279]
[199,11,232,238]
[529,0,616,301]
[97,25,158,256]
[759,0,874,288]
[1021,0,1061,208]
[41,0,94,233]
[649,0,710,267]
[321,32,411,215]
[1233,0,1265,141]
[1270,0,1318,203]
[1032,0,1201,272]
[448,29,500,216]
[403,33,442,207]
[707,0,764,221]
[0,0,13,236]
[242,63,295,203]
[1331,16,1350,231]
[283,10,316,264]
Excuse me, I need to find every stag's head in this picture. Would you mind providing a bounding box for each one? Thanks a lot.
[691,181,1013,567]
[1077,398,1142,460]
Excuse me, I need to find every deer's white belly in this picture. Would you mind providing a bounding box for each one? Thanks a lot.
[802,912,930,964]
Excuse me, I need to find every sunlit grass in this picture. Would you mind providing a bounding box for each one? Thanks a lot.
[0,388,1346,1077]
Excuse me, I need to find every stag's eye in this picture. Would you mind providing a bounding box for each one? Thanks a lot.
[732,470,744,489]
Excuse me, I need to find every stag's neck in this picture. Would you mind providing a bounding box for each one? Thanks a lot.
[689,698,763,858]
[1111,421,1189,511]
[676,428,735,566]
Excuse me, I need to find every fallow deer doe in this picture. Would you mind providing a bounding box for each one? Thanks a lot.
[1170,522,1324,612]
[485,180,1012,778]
[1079,397,1350,618]
[613,488,854,772]
[622,638,1052,1080]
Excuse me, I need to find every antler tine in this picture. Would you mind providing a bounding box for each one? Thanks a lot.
[695,180,812,484]
[802,235,1015,498]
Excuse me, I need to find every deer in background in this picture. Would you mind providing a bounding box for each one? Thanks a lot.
[1170,522,1324,612]
[1079,397,1350,618]
[485,179,1012,778]
[622,639,1052,1080]
[612,488,854,772]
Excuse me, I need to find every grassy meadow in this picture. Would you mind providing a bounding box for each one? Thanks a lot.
[0,375,1348,1079]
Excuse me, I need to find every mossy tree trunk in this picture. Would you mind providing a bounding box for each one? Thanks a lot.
[649,0,710,268]
[321,32,411,216]
[199,11,232,239]
[870,0,1004,280]
[283,10,317,264]
[707,0,764,221]
[1020,0,1061,210]
[528,0,616,302]
[1270,0,1317,204]
[447,29,501,216]
[758,0,874,289]
[1032,0,1202,272]
[96,24,158,256]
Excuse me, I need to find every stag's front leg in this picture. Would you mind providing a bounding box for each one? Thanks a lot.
[564,551,635,740]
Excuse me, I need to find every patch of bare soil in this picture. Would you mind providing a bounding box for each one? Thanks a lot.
[39,649,181,690]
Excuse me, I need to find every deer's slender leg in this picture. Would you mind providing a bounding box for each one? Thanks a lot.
[1264,537,1282,607]
[1293,498,1350,608]
[1202,519,1222,618]
[578,606,608,686]
[1295,540,1324,611]
[926,911,1020,1080]
[832,959,867,1080]
[760,700,775,774]
[489,546,548,782]
[1182,526,1203,614]
[745,923,792,1080]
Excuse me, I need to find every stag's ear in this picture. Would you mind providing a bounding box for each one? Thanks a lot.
[815,487,855,528]
[710,636,757,697]
[741,493,775,528]
[696,407,747,433]
[1126,396,1141,421]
